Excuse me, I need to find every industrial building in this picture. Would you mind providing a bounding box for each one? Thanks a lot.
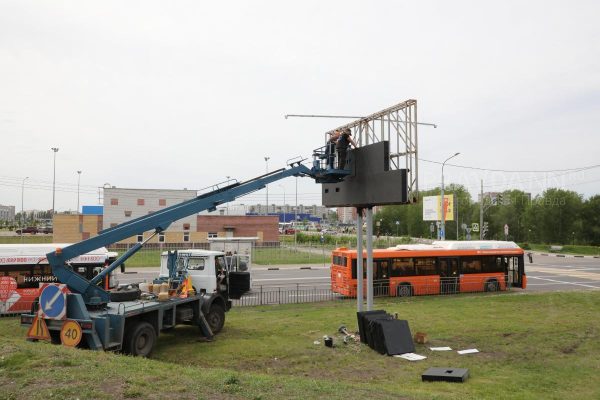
[0,205,15,221]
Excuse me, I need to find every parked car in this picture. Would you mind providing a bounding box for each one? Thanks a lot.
[40,226,53,234]
[15,226,38,234]
[284,228,296,235]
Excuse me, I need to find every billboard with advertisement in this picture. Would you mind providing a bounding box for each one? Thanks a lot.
[422,195,454,221]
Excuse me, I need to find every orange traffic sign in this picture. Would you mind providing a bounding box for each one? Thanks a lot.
[27,315,50,340]
[60,320,82,347]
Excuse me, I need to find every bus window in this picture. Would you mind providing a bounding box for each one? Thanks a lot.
[414,258,437,275]
[351,258,367,279]
[375,260,390,279]
[390,258,414,277]
[461,257,482,274]
[482,256,504,273]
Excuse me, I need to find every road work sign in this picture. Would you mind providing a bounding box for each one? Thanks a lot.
[39,284,67,320]
[27,315,50,340]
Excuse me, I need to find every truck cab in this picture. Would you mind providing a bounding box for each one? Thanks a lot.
[157,249,251,332]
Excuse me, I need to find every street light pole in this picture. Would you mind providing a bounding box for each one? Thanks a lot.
[51,147,59,215]
[264,157,270,215]
[21,177,29,244]
[225,176,230,215]
[77,170,82,214]
[279,184,286,223]
[440,152,460,241]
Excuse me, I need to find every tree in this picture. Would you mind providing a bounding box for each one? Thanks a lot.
[581,195,600,245]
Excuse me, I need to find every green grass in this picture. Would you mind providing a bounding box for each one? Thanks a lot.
[120,247,332,268]
[524,243,600,256]
[252,247,330,265]
[1,291,599,399]
[0,235,54,244]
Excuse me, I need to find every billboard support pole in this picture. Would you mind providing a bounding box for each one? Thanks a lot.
[356,208,364,312]
[366,207,374,311]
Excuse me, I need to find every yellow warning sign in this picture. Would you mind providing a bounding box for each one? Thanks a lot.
[27,315,50,341]
[60,320,82,347]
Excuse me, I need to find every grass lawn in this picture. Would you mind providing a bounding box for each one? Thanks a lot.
[0,235,54,244]
[120,247,331,268]
[1,290,599,399]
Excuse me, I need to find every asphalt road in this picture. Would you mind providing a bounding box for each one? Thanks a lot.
[524,254,600,292]
[116,255,600,293]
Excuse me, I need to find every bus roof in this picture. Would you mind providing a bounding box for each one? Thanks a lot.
[0,243,109,265]
[389,241,521,251]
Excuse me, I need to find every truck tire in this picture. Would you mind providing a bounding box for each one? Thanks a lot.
[124,321,156,357]
[205,303,225,334]
[109,287,140,302]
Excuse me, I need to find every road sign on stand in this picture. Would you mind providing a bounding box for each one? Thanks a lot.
[504,224,509,240]
[39,284,67,320]
[27,315,50,340]
[60,320,82,347]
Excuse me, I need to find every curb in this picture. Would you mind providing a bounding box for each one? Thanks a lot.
[535,252,600,259]
[257,266,330,271]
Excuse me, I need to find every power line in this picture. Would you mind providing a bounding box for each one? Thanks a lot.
[419,159,600,173]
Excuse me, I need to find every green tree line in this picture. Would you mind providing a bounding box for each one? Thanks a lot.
[374,186,600,246]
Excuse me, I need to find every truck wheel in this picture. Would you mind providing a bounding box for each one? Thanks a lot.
[124,321,156,357]
[206,303,225,334]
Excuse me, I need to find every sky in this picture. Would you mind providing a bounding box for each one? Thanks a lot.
[1,0,599,213]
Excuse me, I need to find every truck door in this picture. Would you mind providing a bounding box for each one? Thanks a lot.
[439,257,459,294]
[226,254,251,300]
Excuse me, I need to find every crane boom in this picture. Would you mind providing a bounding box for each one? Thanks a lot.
[46,163,317,305]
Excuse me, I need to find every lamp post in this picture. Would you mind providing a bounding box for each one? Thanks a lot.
[225,176,230,215]
[21,177,29,243]
[440,152,460,241]
[51,147,59,215]
[77,170,82,214]
[264,157,270,215]
[279,184,286,223]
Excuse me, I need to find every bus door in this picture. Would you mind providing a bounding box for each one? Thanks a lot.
[508,256,523,288]
[374,259,390,296]
[439,257,459,294]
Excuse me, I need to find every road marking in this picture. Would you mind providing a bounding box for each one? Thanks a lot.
[527,276,600,289]
[527,266,600,281]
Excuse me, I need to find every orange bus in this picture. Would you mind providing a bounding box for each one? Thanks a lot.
[331,241,526,297]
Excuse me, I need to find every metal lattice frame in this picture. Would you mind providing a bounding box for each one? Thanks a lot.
[325,99,418,201]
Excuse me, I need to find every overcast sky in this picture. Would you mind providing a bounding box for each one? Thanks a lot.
[1,0,599,212]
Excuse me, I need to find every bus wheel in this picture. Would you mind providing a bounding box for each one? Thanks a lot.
[206,303,225,334]
[485,280,499,292]
[124,321,156,357]
[397,284,413,297]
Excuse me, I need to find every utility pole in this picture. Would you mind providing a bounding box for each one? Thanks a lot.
[51,147,59,215]
[21,177,29,244]
[264,157,270,215]
[440,152,460,240]
[480,179,484,240]
[77,170,82,214]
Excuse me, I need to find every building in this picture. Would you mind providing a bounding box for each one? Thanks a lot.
[246,203,328,220]
[0,205,15,221]
[53,188,279,244]
[337,206,383,224]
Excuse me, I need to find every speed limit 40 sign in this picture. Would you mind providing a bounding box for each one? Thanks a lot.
[60,320,82,347]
